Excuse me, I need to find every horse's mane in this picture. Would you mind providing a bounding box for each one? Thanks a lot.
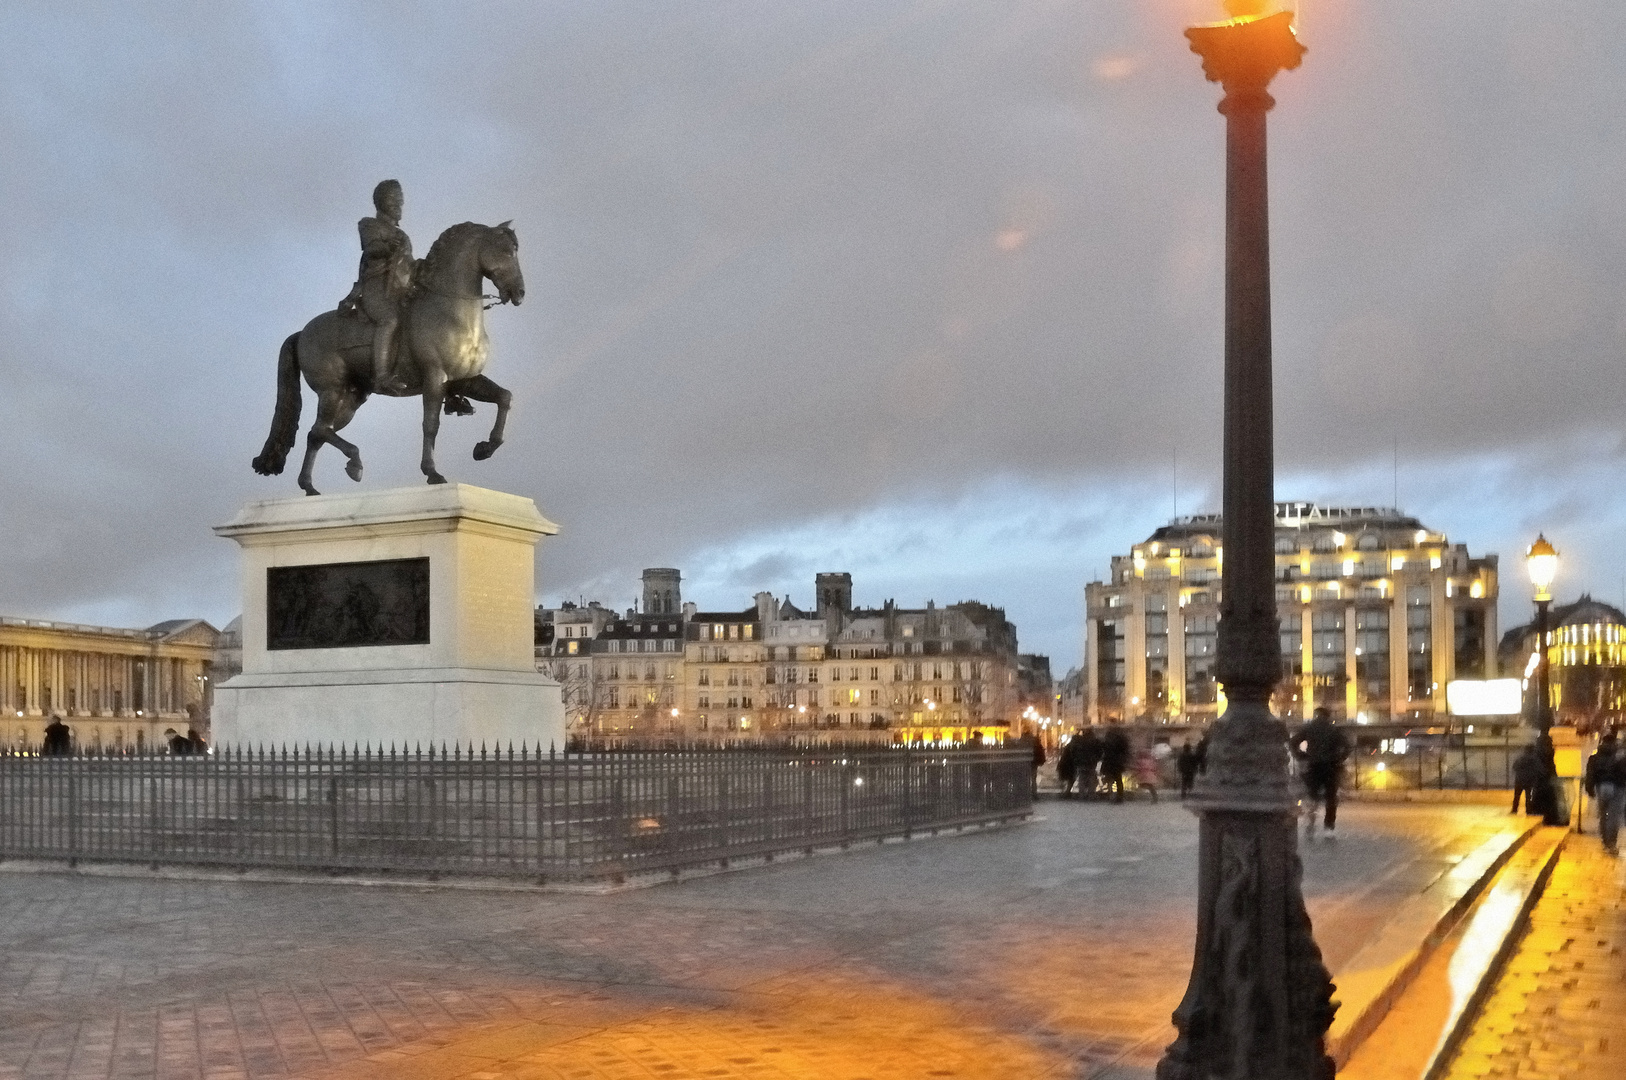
[417,222,492,287]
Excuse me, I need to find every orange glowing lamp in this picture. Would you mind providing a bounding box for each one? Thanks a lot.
[1187,2,1305,98]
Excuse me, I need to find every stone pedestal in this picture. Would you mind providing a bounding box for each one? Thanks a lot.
[211,484,565,750]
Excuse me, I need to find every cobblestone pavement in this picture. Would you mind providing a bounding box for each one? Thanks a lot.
[1440,834,1626,1080]
[0,801,1511,1080]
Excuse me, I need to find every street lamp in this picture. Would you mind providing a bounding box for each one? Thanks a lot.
[1526,534,1558,734]
[1160,4,1336,1080]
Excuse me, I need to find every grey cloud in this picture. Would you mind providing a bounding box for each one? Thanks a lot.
[2,1,1625,660]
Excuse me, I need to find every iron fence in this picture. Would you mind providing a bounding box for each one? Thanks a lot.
[0,744,1031,882]
[1343,726,1521,791]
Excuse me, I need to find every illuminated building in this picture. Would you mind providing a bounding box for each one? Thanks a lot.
[1498,595,1626,730]
[537,571,1023,744]
[1083,503,1499,725]
[1,616,221,751]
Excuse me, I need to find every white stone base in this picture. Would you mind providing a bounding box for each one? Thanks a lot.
[213,667,566,751]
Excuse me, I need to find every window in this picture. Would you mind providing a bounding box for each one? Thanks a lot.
[870,666,879,681]
[698,669,709,686]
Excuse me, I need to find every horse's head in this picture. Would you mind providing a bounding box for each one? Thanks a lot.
[482,221,525,306]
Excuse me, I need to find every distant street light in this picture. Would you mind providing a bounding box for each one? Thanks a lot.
[1526,534,1559,735]
[1159,4,1337,1079]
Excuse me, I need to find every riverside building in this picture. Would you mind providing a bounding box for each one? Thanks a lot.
[1083,503,1499,726]
[537,570,1024,745]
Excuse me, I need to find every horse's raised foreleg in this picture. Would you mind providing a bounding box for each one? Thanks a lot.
[420,370,448,485]
[297,389,366,495]
[445,375,512,461]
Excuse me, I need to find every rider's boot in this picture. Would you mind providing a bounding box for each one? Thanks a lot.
[372,322,409,395]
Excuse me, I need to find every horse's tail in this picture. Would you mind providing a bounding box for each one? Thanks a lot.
[251,333,302,476]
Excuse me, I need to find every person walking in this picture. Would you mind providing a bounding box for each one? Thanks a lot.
[1100,725,1131,804]
[1510,742,1541,815]
[41,715,71,757]
[1073,728,1103,799]
[1056,735,1079,797]
[1290,707,1350,835]
[1195,731,1210,776]
[1020,732,1045,799]
[1133,745,1161,803]
[1177,741,1200,799]
[1583,733,1625,855]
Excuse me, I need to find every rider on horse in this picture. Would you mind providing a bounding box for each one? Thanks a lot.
[339,179,415,394]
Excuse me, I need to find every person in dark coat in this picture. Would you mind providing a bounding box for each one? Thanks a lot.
[1020,733,1046,798]
[1290,707,1350,834]
[1100,726,1131,804]
[1056,735,1079,797]
[166,728,191,755]
[1195,731,1210,776]
[1528,733,1564,825]
[1510,743,1541,815]
[1583,733,1625,855]
[186,728,207,755]
[1177,742,1200,799]
[41,716,71,757]
[1073,729,1103,798]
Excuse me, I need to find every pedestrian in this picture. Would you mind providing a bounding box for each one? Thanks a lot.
[1583,733,1625,855]
[1056,734,1078,797]
[1021,732,1046,798]
[41,715,71,757]
[1100,725,1131,804]
[166,728,190,755]
[1290,707,1349,835]
[1529,733,1565,826]
[1133,745,1161,803]
[1510,743,1541,815]
[1073,728,1103,798]
[1177,741,1200,799]
[1195,731,1210,776]
[186,728,207,755]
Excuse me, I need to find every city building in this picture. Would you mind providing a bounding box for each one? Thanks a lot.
[1498,595,1626,731]
[1083,503,1499,726]
[537,570,1023,745]
[1,615,222,752]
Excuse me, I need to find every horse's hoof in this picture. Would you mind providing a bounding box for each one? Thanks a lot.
[302,486,320,497]
[426,472,447,485]
[473,441,496,461]
[346,460,364,482]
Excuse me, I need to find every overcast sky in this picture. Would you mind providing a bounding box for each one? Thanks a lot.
[4,0,1626,671]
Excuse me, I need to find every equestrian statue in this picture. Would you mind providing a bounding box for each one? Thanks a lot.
[251,179,525,495]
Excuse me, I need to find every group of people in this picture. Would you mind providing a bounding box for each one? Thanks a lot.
[36,716,207,757]
[1047,728,1211,803]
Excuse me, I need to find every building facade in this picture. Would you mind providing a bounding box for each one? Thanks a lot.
[1499,595,1626,732]
[536,571,1023,745]
[1,616,221,752]
[1084,503,1499,726]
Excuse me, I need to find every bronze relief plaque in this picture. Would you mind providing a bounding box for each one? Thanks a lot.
[267,558,430,650]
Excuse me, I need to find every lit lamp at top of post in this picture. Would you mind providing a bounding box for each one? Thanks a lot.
[1185,2,1304,104]
[1526,533,1558,603]
[1526,533,1558,735]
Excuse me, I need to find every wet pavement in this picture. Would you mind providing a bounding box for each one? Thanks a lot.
[0,799,1514,1080]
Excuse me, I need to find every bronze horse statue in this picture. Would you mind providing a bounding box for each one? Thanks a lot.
[251,221,524,495]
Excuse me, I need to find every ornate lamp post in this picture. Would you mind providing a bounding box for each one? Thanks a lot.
[1526,534,1558,734]
[1158,5,1337,1079]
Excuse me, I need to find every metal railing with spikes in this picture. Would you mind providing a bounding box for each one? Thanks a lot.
[0,743,1031,883]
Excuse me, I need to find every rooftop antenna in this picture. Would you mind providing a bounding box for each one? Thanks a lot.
[1392,435,1399,510]
[1173,449,1179,521]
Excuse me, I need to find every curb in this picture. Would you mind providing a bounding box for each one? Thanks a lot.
[1325,819,1543,1068]
[1416,829,1568,1080]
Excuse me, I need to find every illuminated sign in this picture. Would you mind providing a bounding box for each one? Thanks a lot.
[1445,679,1523,716]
